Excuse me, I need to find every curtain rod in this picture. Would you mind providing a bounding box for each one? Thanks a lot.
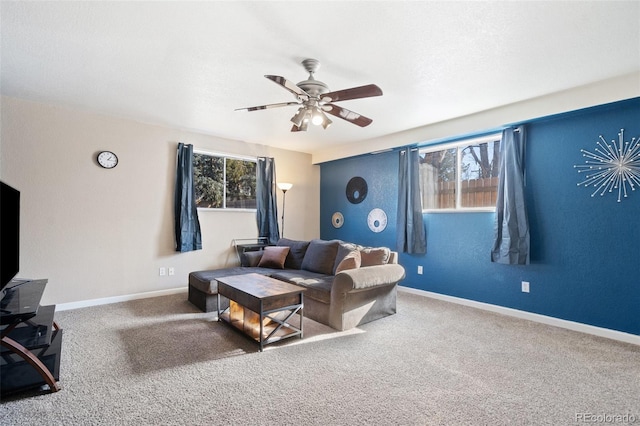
[399,148,419,154]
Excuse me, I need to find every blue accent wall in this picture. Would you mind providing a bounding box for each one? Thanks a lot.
[321,98,640,335]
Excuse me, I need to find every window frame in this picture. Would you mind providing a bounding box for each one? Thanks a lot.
[419,133,502,213]
[193,149,257,212]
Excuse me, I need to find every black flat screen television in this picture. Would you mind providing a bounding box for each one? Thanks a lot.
[1,181,20,290]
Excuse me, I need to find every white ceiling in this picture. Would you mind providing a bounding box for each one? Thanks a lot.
[2,1,639,156]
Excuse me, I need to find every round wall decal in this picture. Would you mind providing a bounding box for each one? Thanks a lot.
[331,212,344,228]
[346,177,368,204]
[367,208,387,233]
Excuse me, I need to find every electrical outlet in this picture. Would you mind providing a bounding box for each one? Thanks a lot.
[168,267,175,276]
[522,281,530,293]
[417,266,423,275]
[159,267,166,276]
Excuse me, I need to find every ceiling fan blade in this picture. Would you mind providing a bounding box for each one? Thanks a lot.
[323,104,373,127]
[321,84,382,103]
[235,101,300,112]
[265,75,309,99]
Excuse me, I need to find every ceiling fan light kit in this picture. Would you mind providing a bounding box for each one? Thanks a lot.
[236,58,382,132]
[290,107,307,127]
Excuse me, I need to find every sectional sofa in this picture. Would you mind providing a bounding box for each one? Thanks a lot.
[188,238,406,331]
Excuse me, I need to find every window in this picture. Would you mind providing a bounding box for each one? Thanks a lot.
[419,133,501,211]
[193,151,257,209]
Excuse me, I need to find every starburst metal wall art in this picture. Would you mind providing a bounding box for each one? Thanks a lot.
[574,129,640,202]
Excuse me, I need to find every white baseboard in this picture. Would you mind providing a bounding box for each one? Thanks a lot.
[398,286,640,346]
[55,287,188,311]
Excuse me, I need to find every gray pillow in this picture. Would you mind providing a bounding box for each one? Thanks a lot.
[301,239,339,275]
[277,238,310,269]
[241,250,263,267]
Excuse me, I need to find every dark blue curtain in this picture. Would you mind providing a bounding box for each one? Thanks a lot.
[397,148,427,254]
[174,143,202,252]
[256,157,280,244]
[491,126,529,264]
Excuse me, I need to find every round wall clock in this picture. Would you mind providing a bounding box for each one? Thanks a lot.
[331,212,344,228]
[367,208,387,233]
[97,151,118,169]
[346,176,368,204]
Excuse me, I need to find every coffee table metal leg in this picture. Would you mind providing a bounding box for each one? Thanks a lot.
[259,300,264,352]
[217,293,221,321]
[300,294,304,339]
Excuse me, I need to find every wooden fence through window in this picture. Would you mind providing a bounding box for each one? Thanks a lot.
[422,177,499,209]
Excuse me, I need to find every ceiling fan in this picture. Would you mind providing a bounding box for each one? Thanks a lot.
[236,59,383,132]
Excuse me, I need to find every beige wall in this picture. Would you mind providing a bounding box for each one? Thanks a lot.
[0,96,319,305]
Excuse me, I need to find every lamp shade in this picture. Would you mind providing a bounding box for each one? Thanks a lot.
[277,182,293,192]
[290,108,307,127]
[311,108,324,125]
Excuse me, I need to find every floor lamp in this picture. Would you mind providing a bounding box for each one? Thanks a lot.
[277,182,293,237]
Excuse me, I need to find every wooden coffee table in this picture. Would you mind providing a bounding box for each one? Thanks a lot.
[216,273,306,352]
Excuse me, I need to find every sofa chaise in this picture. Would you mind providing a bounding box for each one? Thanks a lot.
[188,238,406,331]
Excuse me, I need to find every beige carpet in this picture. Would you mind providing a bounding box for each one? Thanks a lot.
[1,290,638,425]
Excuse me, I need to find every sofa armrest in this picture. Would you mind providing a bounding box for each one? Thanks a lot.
[333,264,406,293]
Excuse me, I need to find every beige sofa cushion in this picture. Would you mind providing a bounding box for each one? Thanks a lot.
[359,246,391,266]
[335,250,361,273]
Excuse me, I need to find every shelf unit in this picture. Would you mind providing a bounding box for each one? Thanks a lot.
[1,279,63,394]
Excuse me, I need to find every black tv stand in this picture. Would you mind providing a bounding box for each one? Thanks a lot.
[1,279,62,394]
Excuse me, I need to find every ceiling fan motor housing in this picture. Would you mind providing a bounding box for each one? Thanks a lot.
[297,79,329,98]
[297,58,330,97]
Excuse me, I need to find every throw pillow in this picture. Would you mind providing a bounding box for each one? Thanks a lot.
[277,238,310,269]
[241,250,263,267]
[359,246,391,267]
[257,246,290,269]
[333,242,358,274]
[300,239,339,275]
[335,250,361,273]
